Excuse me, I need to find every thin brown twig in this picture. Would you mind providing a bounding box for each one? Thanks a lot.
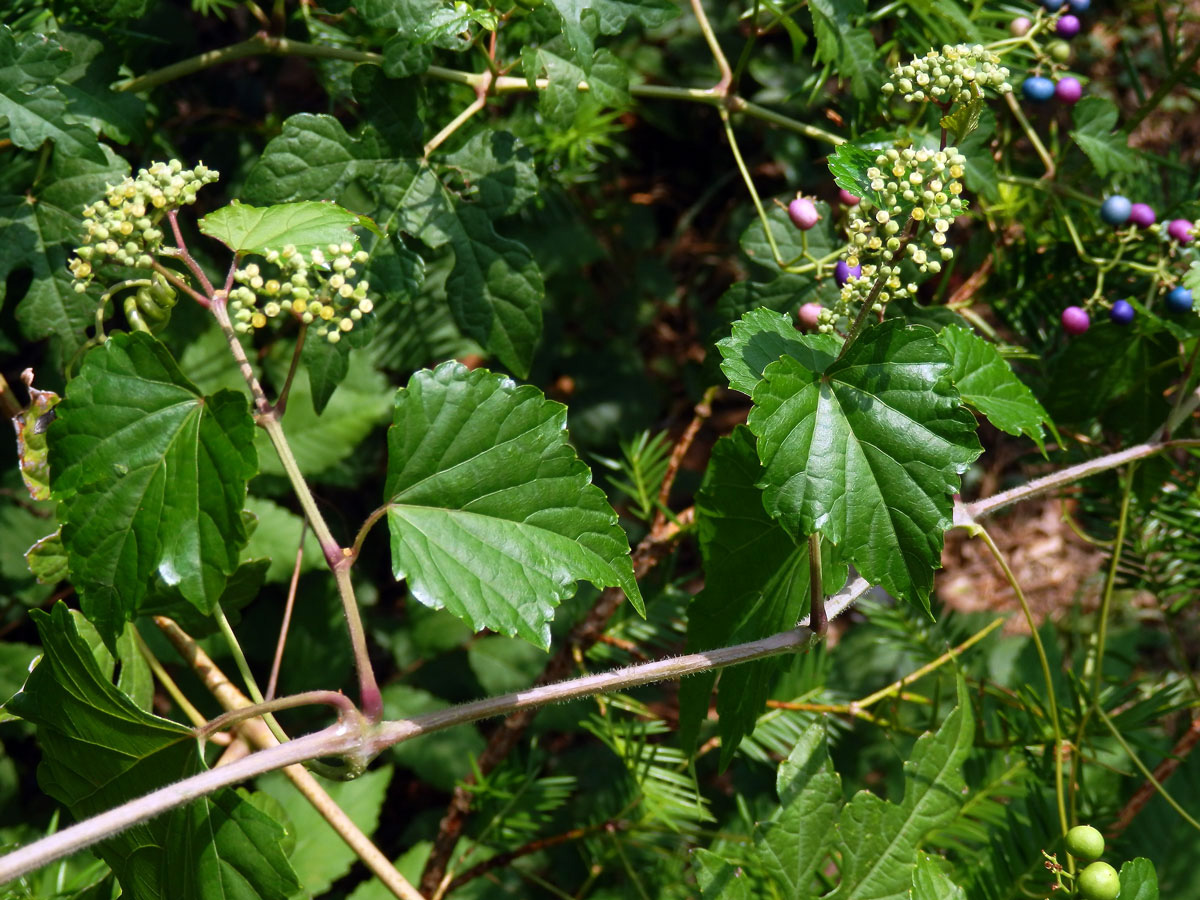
[153,617,423,900]
[1107,712,1200,840]
[652,385,717,536]
[267,517,308,700]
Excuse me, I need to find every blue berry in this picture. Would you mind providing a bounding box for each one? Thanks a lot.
[1067,0,1090,12]
[1109,300,1134,325]
[1039,0,1066,9]
[1022,76,1056,103]
[1166,286,1194,313]
[1099,195,1132,226]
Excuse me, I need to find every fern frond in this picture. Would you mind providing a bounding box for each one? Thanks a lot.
[594,430,672,522]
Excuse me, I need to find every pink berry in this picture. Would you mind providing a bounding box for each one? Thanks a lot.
[1061,306,1090,335]
[1167,218,1195,242]
[1055,76,1083,104]
[838,188,861,207]
[1011,16,1032,36]
[1128,203,1156,227]
[788,196,820,230]
[1056,14,1081,37]
[798,302,823,329]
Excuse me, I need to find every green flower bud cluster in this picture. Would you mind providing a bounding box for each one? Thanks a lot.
[881,44,1012,104]
[227,242,374,344]
[69,160,219,292]
[817,146,969,334]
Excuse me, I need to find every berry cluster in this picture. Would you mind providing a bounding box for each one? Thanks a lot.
[1059,199,1198,334]
[227,243,374,344]
[1054,825,1120,900]
[881,44,1012,104]
[69,161,219,292]
[814,147,968,333]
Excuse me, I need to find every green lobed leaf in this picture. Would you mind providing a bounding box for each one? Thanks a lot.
[678,427,846,763]
[443,129,539,219]
[940,95,983,146]
[385,361,641,648]
[543,0,679,61]
[1070,97,1145,177]
[740,200,840,273]
[56,29,147,145]
[911,853,967,900]
[48,331,257,646]
[746,320,981,611]
[198,200,374,257]
[694,848,753,900]
[753,718,843,897]
[257,766,394,897]
[808,0,877,100]
[351,64,424,157]
[244,113,543,378]
[241,496,326,584]
[1118,858,1159,900]
[826,676,974,900]
[938,325,1051,452]
[717,307,841,397]
[26,529,68,584]
[3,144,129,356]
[6,603,299,900]
[0,26,107,164]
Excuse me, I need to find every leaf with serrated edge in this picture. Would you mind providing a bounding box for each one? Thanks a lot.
[826,676,974,900]
[7,603,299,899]
[753,718,842,897]
[244,114,543,378]
[911,853,967,900]
[678,427,846,763]
[4,145,129,356]
[747,321,981,610]
[938,325,1050,452]
[717,307,841,397]
[198,200,373,256]
[694,848,753,899]
[385,361,641,648]
[1070,97,1144,177]
[48,332,257,646]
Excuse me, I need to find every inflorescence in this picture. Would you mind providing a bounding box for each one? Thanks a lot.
[227,243,374,344]
[882,44,1012,104]
[819,146,969,333]
[69,160,219,291]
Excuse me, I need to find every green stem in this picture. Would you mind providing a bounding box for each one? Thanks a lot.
[807,534,825,634]
[975,525,1069,838]
[132,626,207,727]
[836,217,919,361]
[113,34,844,146]
[719,106,786,269]
[214,605,291,745]
[1087,464,1135,700]
[1095,705,1200,832]
[1004,91,1055,177]
[690,0,733,94]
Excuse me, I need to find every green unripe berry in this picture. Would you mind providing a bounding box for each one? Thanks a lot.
[1077,862,1120,900]
[1047,39,1072,62]
[1065,825,1105,860]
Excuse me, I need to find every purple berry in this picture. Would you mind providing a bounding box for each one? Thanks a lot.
[1055,77,1083,104]
[1166,286,1194,313]
[1062,306,1090,335]
[1167,218,1195,242]
[834,260,862,286]
[1109,300,1134,325]
[838,188,861,207]
[788,196,820,230]
[1128,203,1156,227]
[1022,76,1056,103]
[1010,16,1032,36]
[1056,14,1081,37]
[798,302,823,329]
[1100,195,1132,226]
